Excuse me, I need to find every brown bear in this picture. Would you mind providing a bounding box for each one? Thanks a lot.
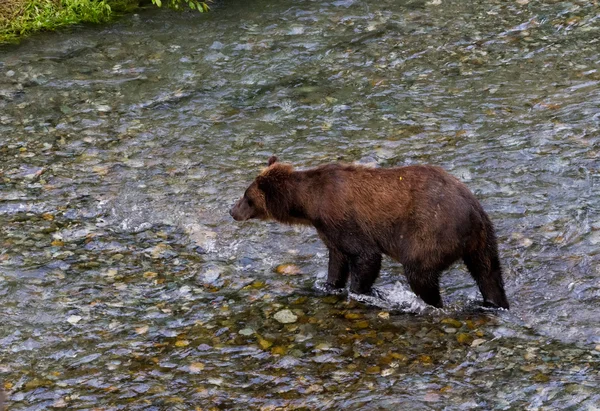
[230,156,509,309]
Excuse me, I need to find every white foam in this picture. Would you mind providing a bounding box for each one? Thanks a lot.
[315,280,430,313]
[350,282,429,313]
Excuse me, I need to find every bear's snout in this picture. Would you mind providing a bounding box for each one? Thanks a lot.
[229,198,246,221]
[229,204,240,220]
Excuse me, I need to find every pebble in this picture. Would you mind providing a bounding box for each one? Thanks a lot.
[135,325,149,335]
[143,271,157,279]
[305,384,323,393]
[273,309,298,324]
[67,315,82,325]
[423,392,441,402]
[456,333,473,345]
[258,337,272,349]
[207,378,223,386]
[147,243,177,259]
[104,268,119,277]
[96,104,111,112]
[441,318,463,328]
[238,328,254,336]
[471,338,486,347]
[271,346,286,355]
[377,311,390,320]
[200,267,221,283]
[5,70,15,77]
[189,362,205,373]
[354,320,370,329]
[275,264,301,275]
[521,238,533,247]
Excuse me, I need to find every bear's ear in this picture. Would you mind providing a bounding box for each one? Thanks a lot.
[267,155,278,166]
[256,175,268,193]
[256,163,292,194]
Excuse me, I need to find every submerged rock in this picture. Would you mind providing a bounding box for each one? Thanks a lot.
[273,309,298,324]
[275,264,301,275]
[238,328,254,336]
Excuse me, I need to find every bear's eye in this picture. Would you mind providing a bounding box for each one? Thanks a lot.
[247,198,254,207]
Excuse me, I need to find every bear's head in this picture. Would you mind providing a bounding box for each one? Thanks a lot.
[230,155,290,221]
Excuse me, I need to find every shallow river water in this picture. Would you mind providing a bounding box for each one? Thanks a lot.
[1,0,600,409]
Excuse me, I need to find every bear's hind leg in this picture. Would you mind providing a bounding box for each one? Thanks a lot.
[325,247,350,291]
[405,267,443,308]
[463,252,509,309]
[349,254,382,295]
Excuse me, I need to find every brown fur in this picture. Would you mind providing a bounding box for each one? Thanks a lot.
[230,156,509,309]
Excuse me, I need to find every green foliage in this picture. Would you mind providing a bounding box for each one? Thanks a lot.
[150,0,210,12]
[0,0,112,43]
[0,0,208,44]
[105,0,140,14]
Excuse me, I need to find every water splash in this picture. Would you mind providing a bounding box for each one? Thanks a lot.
[350,282,430,313]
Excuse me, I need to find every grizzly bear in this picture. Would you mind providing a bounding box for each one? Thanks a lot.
[230,156,509,309]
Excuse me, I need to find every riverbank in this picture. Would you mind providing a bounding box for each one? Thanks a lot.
[0,0,114,43]
[0,0,206,44]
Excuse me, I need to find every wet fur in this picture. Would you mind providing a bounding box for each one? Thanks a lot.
[231,157,509,309]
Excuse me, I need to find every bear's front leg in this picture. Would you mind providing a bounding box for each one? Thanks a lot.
[349,254,382,295]
[324,247,350,292]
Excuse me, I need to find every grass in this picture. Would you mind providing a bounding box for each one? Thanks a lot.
[0,0,211,44]
[0,0,209,44]
[1,0,112,43]
[0,0,138,44]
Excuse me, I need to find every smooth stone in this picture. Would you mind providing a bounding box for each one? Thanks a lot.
[273,309,298,324]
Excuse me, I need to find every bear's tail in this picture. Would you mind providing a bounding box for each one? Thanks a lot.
[463,212,509,309]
